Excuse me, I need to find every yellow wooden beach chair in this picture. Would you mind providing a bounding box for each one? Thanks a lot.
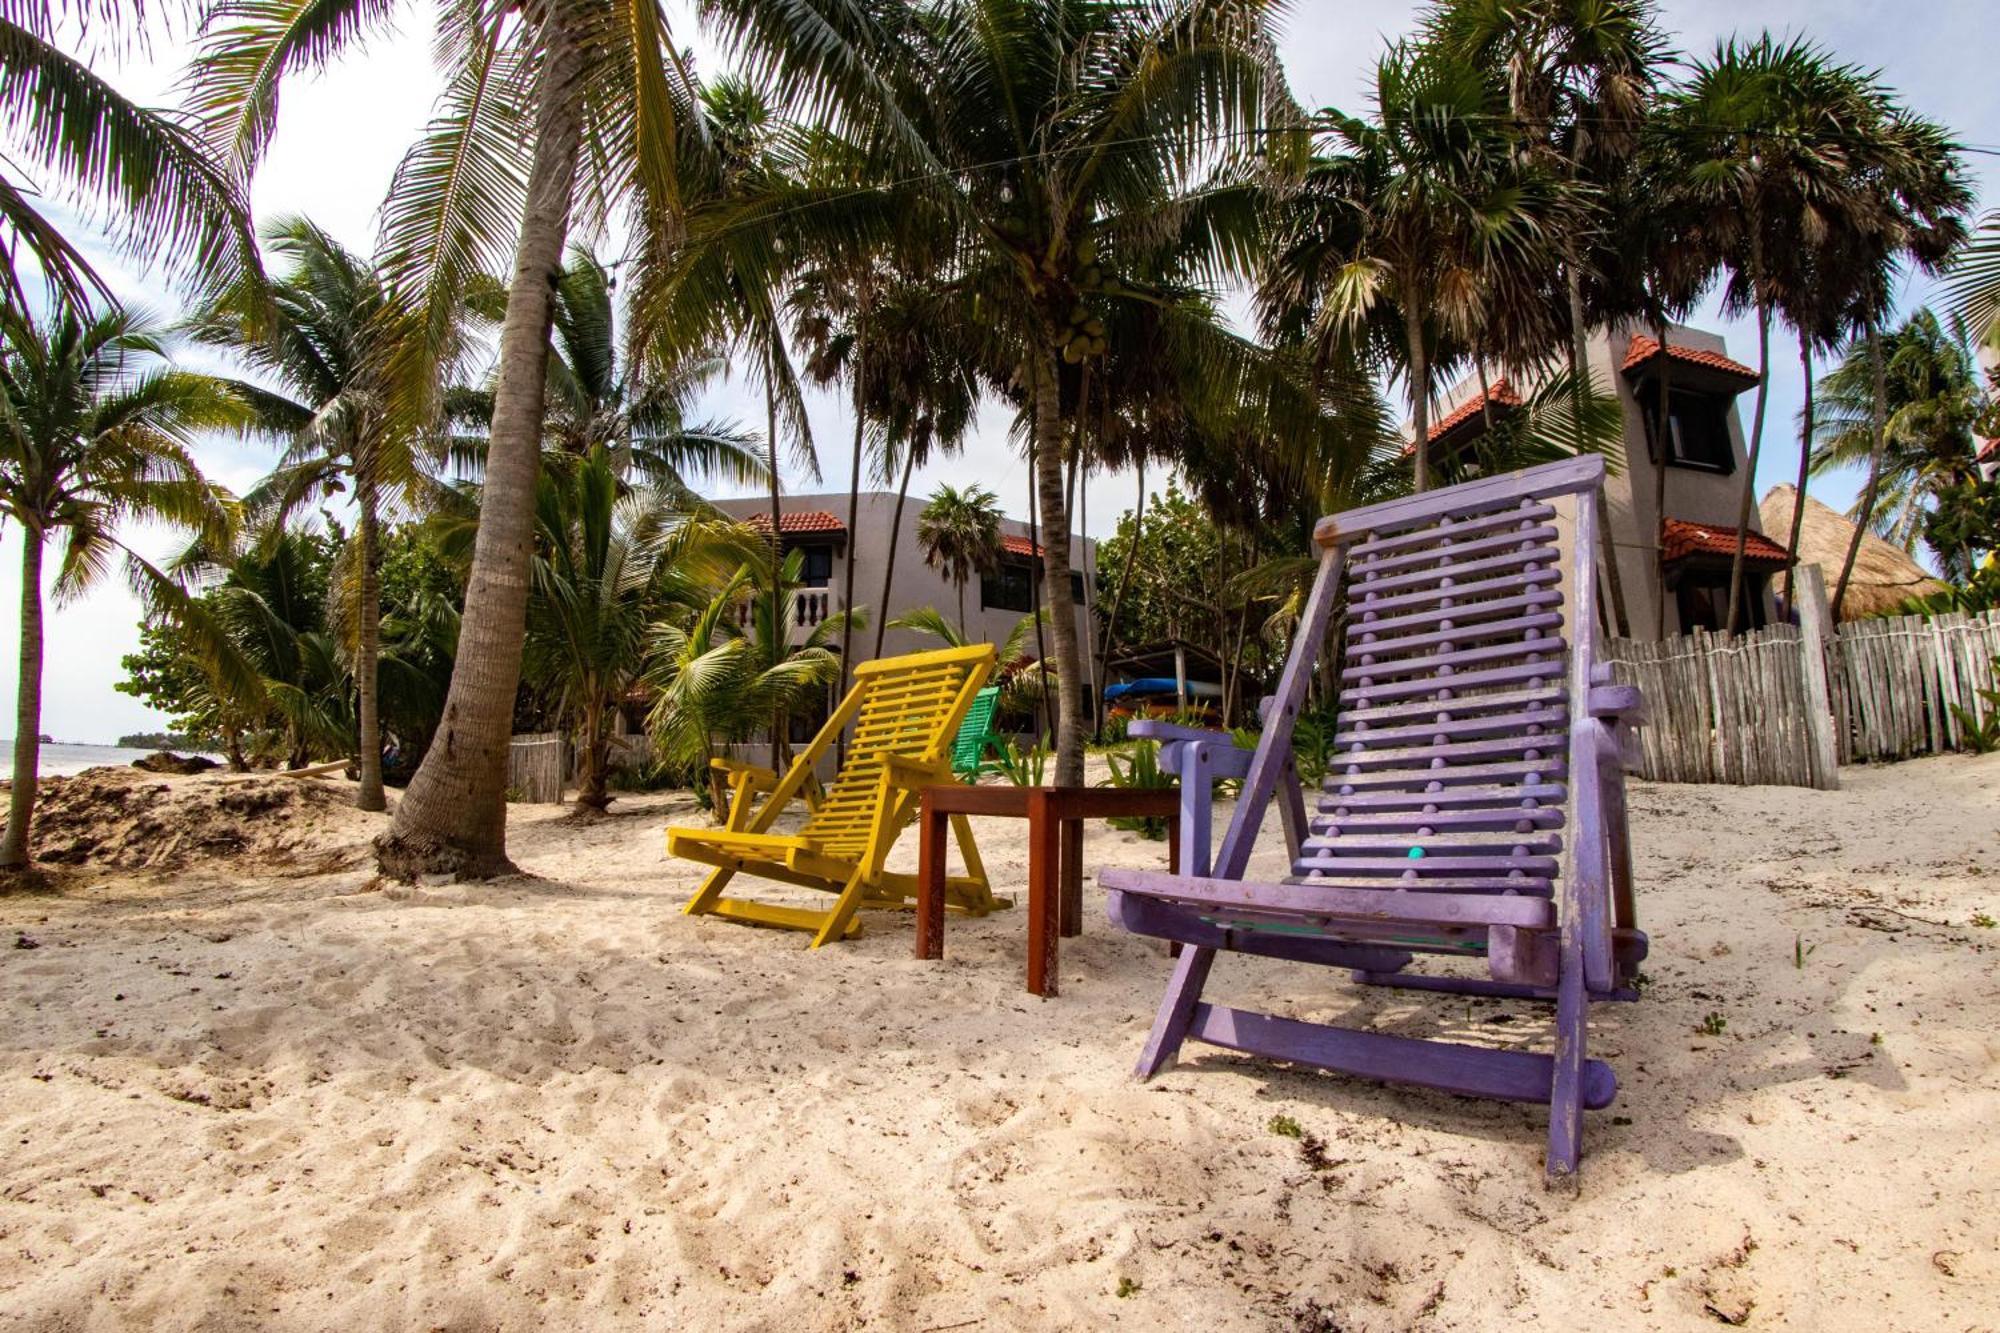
[668,644,1008,947]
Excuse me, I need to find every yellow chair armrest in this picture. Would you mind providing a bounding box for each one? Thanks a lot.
[883,754,953,790]
[710,757,779,786]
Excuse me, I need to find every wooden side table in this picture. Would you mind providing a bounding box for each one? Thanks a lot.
[915,785,1180,997]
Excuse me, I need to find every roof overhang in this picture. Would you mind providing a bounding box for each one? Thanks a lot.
[1662,517,1792,571]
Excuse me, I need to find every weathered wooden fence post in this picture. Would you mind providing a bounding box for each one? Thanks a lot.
[1793,566,1840,791]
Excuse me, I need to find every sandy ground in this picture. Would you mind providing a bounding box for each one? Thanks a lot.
[1,754,1996,1331]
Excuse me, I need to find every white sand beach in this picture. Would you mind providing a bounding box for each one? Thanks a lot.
[1,756,1996,1330]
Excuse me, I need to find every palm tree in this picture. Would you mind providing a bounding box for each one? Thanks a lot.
[1657,37,1969,631]
[193,0,709,876]
[1,2,259,308]
[645,542,859,788]
[187,217,419,810]
[1422,0,1671,635]
[1811,309,1990,563]
[1259,43,1578,494]
[696,77,818,538]
[521,447,735,814]
[203,527,354,771]
[1943,211,2000,354]
[915,483,1003,636]
[448,245,769,499]
[0,301,241,870]
[702,0,1302,786]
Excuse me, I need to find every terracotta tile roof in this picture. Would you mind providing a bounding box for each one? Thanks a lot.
[744,510,845,535]
[1622,335,1760,384]
[1662,517,1792,566]
[1001,533,1043,558]
[1425,379,1524,443]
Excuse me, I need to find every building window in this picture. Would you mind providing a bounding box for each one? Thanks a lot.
[798,543,833,588]
[982,559,1034,613]
[1648,388,1736,473]
[978,559,1086,613]
[1674,570,1768,633]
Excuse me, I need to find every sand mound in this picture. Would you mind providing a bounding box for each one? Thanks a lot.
[30,766,368,873]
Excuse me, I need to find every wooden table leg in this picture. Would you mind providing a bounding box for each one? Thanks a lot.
[1026,789,1060,997]
[915,800,947,961]
[1059,814,1084,938]
[1167,816,1181,875]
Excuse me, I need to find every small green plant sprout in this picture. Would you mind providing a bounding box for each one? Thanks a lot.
[1793,935,1819,969]
[1102,739,1175,838]
[1267,1113,1303,1138]
[994,734,1052,787]
[1697,1011,1728,1037]
[1116,1277,1141,1299]
[1870,1032,1883,1046]
[1972,912,1996,929]
[1946,659,2000,753]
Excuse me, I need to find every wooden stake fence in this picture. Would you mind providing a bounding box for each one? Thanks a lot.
[507,733,567,804]
[1602,567,1999,789]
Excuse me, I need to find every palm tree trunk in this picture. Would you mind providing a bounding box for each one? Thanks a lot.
[955,576,966,639]
[836,327,866,756]
[1404,299,1431,493]
[1832,320,1888,619]
[872,443,916,658]
[1025,425,1051,739]
[1566,259,1592,446]
[1078,444,1096,737]
[1652,316,1675,637]
[764,354,790,776]
[1031,341,1084,787]
[1724,286,1774,636]
[1782,327,1815,611]
[763,355,783,540]
[375,10,583,880]
[1564,275,1631,637]
[355,477,385,812]
[575,698,607,813]
[0,528,46,871]
[1097,453,1143,690]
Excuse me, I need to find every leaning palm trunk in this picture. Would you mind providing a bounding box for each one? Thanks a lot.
[836,335,866,741]
[1562,270,1631,636]
[574,697,609,814]
[376,18,584,879]
[0,529,46,869]
[761,351,786,772]
[1651,316,1674,637]
[1782,328,1815,610]
[872,444,916,658]
[1032,344,1084,787]
[1404,300,1431,493]
[1728,274,1776,632]
[1096,453,1143,691]
[1832,322,1888,618]
[355,478,385,811]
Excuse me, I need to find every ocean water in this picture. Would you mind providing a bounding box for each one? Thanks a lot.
[4,743,223,778]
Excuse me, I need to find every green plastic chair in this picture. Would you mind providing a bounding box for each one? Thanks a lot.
[950,685,1004,777]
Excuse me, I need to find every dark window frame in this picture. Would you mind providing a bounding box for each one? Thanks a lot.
[1644,385,1737,475]
[797,542,834,588]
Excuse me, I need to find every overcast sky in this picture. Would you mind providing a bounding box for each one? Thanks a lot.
[10,0,1997,744]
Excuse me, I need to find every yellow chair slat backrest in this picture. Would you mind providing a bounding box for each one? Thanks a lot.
[801,646,995,857]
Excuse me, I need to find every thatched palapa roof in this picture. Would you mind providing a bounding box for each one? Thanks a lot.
[1758,485,1946,620]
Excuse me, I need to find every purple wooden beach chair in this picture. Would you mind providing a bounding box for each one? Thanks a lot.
[1105,454,1646,1186]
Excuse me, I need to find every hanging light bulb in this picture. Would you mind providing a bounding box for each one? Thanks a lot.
[999,183,1015,204]
[773,235,787,255]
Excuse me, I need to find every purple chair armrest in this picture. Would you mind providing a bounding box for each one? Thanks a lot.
[1128,719,1243,748]
[1588,683,1644,723]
